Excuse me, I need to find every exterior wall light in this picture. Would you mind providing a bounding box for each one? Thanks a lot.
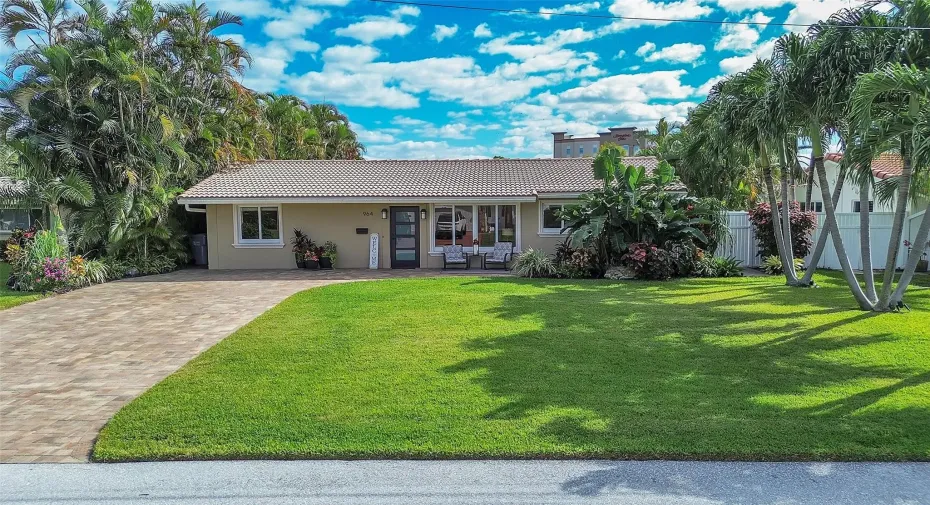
[381,208,388,219]
[420,208,427,220]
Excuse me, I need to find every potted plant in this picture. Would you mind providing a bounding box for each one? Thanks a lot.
[291,229,310,268]
[304,248,320,269]
[320,241,337,269]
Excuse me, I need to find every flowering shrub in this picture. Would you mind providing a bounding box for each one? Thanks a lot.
[747,202,817,259]
[621,242,675,280]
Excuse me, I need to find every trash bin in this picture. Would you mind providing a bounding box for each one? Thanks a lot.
[191,233,208,266]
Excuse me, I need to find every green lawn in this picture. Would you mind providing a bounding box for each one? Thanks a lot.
[0,262,42,310]
[93,273,930,462]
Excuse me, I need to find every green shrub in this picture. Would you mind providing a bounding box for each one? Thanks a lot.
[693,255,719,278]
[712,256,744,277]
[511,248,556,278]
[761,255,805,275]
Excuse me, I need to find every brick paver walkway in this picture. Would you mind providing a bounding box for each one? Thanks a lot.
[0,268,463,463]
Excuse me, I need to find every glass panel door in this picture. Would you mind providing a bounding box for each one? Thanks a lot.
[390,207,419,269]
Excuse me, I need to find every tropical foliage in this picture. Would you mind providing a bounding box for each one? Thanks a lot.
[559,144,728,278]
[678,0,930,310]
[0,0,363,289]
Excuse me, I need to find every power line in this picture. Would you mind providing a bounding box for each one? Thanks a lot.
[369,0,930,30]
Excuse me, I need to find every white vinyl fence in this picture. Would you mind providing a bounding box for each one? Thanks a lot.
[719,211,912,270]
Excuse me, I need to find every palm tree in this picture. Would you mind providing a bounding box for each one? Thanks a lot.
[0,140,94,246]
[0,0,74,47]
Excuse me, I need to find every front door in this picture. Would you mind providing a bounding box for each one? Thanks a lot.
[390,207,420,269]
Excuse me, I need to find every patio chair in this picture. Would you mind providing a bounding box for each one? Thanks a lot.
[482,242,514,270]
[442,244,470,270]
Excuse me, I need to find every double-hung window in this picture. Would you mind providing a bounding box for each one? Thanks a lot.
[540,202,570,235]
[236,205,282,246]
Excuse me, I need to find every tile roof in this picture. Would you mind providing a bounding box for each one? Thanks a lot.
[179,157,684,200]
[824,152,904,180]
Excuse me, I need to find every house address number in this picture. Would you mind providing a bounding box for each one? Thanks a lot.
[363,211,374,216]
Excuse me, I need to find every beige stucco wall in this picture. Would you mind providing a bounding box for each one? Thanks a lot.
[207,203,432,269]
[520,201,568,253]
[205,200,575,270]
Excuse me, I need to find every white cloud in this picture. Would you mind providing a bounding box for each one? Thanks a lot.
[478,29,601,79]
[601,0,712,32]
[714,13,771,52]
[473,23,493,38]
[391,5,421,17]
[302,0,354,5]
[784,0,866,32]
[448,109,484,118]
[214,0,280,18]
[237,35,321,92]
[615,49,626,59]
[696,74,726,96]
[718,37,777,73]
[353,123,396,144]
[636,42,706,64]
[321,44,380,69]
[334,16,415,43]
[713,0,789,12]
[559,70,695,103]
[432,24,459,42]
[539,1,601,19]
[635,42,656,57]
[263,8,329,39]
[365,140,487,160]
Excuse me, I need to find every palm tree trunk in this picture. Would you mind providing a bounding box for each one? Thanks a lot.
[815,163,875,310]
[804,157,816,209]
[860,175,877,303]
[48,202,68,249]
[778,141,798,268]
[760,142,797,285]
[800,128,846,285]
[878,135,913,309]
[890,206,930,307]
[779,163,800,283]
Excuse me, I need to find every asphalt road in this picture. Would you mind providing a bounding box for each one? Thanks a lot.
[2,460,928,505]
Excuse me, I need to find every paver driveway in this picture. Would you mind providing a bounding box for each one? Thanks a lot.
[0,268,445,463]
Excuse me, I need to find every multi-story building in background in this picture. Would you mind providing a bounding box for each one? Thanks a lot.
[551,127,650,158]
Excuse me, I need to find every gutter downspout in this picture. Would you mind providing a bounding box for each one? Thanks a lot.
[184,203,207,214]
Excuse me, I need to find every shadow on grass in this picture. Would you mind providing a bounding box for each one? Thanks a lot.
[444,275,930,460]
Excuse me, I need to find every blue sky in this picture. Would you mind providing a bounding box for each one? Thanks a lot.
[4,0,866,158]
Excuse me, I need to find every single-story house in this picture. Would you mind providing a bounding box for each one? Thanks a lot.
[0,178,43,240]
[177,157,682,269]
[794,152,918,214]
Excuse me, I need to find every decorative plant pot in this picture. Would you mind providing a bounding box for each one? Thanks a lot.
[918,259,929,273]
[320,257,333,269]
[295,255,306,269]
[306,260,320,270]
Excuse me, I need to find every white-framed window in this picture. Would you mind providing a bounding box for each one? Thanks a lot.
[235,204,282,246]
[539,201,573,235]
[431,204,518,251]
[631,144,641,155]
[565,147,571,156]
[579,146,584,155]
[853,200,874,213]
[592,143,599,154]
[800,202,823,213]
[0,208,42,231]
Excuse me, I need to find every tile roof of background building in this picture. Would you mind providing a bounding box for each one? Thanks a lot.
[824,152,904,180]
